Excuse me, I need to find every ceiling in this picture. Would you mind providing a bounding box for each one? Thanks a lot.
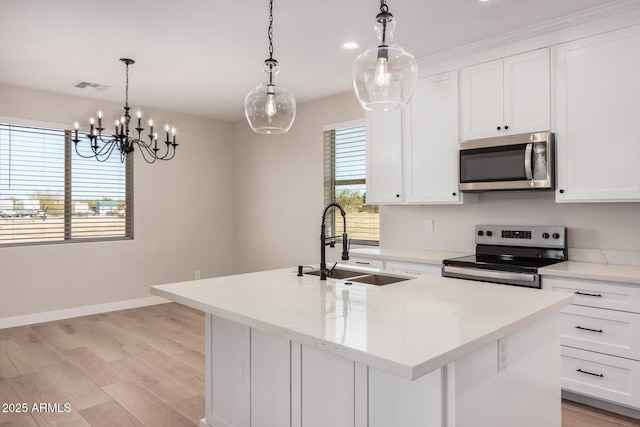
[0,0,619,122]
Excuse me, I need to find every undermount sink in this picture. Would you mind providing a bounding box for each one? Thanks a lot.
[304,268,410,286]
[348,274,409,286]
[304,268,364,280]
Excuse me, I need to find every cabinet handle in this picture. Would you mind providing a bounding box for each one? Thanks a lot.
[452,192,457,196]
[497,126,501,131]
[574,291,602,298]
[559,189,565,194]
[355,261,370,265]
[576,368,604,378]
[504,125,509,130]
[396,194,400,198]
[575,326,603,333]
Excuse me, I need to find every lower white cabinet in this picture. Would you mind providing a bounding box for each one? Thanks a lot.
[544,276,640,410]
[203,311,562,427]
[347,257,384,270]
[561,346,640,409]
[345,256,443,277]
[385,260,442,277]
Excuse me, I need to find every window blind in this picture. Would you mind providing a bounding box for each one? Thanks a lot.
[323,123,379,244]
[0,123,131,246]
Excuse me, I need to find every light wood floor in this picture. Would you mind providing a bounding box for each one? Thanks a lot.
[0,303,638,427]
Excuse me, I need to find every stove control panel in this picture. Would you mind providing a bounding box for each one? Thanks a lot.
[475,225,566,248]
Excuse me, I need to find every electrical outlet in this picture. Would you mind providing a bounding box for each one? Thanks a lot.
[195,271,201,280]
[498,337,508,371]
[425,219,434,233]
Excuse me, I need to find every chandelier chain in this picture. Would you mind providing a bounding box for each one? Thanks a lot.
[268,0,274,60]
[125,61,130,109]
[380,0,388,13]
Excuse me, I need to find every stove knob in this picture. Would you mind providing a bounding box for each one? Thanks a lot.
[477,230,484,236]
[486,231,493,237]
[552,233,561,239]
[542,232,550,239]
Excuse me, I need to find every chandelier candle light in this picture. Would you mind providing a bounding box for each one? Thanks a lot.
[352,0,418,111]
[244,0,296,134]
[73,58,178,163]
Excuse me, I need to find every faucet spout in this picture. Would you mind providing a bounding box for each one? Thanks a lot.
[320,202,350,280]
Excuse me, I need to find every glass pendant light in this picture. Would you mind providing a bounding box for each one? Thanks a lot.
[245,0,296,134]
[352,0,418,111]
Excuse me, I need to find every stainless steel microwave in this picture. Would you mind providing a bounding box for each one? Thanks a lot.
[458,131,555,192]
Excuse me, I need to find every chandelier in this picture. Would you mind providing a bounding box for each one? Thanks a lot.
[244,0,296,134]
[72,58,178,163]
[352,0,418,111]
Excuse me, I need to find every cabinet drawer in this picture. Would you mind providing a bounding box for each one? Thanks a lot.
[560,305,640,360]
[384,261,442,277]
[561,346,640,409]
[348,257,384,270]
[544,277,640,314]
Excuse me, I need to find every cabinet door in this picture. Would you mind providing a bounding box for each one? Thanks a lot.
[503,48,550,135]
[555,26,640,202]
[366,110,404,203]
[301,345,354,427]
[384,260,442,276]
[460,59,504,140]
[404,71,463,203]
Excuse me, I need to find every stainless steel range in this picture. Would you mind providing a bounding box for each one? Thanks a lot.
[443,225,567,288]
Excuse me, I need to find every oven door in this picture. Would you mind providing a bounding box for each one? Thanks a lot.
[458,132,554,191]
[443,266,541,289]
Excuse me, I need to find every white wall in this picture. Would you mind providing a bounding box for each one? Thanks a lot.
[232,92,364,273]
[381,193,640,261]
[0,84,234,320]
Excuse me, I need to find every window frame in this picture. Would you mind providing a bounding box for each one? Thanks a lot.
[0,117,133,247]
[323,119,379,246]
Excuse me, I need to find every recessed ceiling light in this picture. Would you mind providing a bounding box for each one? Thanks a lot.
[342,42,360,50]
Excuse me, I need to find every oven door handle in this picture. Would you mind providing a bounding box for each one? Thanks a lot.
[444,266,536,282]
[524,143,533,180]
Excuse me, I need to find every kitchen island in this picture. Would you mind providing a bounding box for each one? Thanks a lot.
[151,266,573,427]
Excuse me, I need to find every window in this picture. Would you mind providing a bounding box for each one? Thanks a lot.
[324,122,379,245]
[0,122,132,246]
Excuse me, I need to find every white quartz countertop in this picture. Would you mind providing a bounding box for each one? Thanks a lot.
[151,266,572,380]
[349,247,470,264]
[540,261,640,285]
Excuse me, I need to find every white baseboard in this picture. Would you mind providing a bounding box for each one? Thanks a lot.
[0,296,171,329]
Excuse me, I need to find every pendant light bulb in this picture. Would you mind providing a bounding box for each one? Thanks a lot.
[245,0,296,134]
[265,88,277,118]
[352,1,418,111]
[374,57,390,87]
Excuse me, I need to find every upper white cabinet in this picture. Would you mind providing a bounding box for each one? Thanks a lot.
[366,71,468,205]
[460,49,551,141]
[554,25,640,202]
[366,109,404,204]
[404,71,463,203]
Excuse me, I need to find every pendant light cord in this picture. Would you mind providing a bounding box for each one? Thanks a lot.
[268,0,274,61]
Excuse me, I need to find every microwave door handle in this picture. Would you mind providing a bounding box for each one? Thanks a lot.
[524,143,533,180]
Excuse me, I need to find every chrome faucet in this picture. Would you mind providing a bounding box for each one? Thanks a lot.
[320,202,349,280]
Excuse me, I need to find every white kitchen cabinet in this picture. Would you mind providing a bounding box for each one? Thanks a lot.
[385,260,442,276]
[366,72,472,205]
[365,109,404,204]
[202,311,560,427]
[460,49,550,140]
[403,71,464,203]
[554,25,640,202]
[301,345,354,427]
[347,257,384,270]
[544,276,640,410]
